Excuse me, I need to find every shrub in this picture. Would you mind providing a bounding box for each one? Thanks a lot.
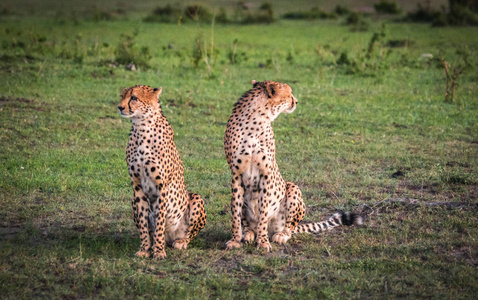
[227,39,247,65]
[143,4,182,23]
[385,39,413,48]
[192,34,204,68]
[405,0,478,26]
[366,31,385,58]
[216,7,229,23]
[334,24,392,76]
[432,12,449,27]
[184,5,213,22]
[92,10,115,22]
[439,46,476,102]
[334,5,350,16]
[405,3,441,22]
[282,7,336,20]
[143,3,275,25]
[448,0,478,25]
[0,4,14,16]
[241,2,275,24]
[84,5,124,22]
[336,52,351,65]
[286,51,294,64]
[345,13,369,31]
[154,4,178,16]
[374,0,401,14]
[345,12,360,24]
[114,33,151,69]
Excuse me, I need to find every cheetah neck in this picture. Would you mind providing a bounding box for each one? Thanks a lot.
[234,96,277,123]
[130,108,164,126]
[130,112,173,144]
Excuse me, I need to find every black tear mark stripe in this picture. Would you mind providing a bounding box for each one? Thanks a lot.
[128,98,133,113]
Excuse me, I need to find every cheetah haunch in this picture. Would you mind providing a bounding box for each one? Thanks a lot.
[118,85,206,259]
[224,80,361,252]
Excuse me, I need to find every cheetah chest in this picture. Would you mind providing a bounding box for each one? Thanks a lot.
[236,138,281,223]
[135,143,166,200]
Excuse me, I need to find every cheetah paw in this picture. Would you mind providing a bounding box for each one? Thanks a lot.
[153,250,167,259]
[135,250,150,258]
[257,240,272,252]
[172,239,189,250]
[243,230,255,243]
[272,232,291,245]
[225,239,242,250]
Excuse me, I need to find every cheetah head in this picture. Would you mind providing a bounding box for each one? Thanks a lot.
[252,80,298,117]
[117,85,162,119]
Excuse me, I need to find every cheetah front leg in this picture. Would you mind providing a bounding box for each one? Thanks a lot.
[256,173,273,252]
[272,182,305,245]
[132,184,152,258]
[242,213,255,243]
[172,193,207,250]
[151,191,168,259]
[226,175,244,249]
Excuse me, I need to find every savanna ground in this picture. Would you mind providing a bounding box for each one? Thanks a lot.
[0,0,477,298]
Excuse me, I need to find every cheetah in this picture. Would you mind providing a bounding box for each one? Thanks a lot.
[224,80,362,252]
[118,85,207,259]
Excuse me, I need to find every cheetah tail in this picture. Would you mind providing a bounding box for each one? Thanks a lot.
[292,212,363,234]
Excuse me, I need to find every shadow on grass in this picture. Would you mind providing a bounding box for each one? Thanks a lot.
[0,218,235,259]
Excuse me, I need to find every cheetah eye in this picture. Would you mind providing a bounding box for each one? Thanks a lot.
[130,95,138,101]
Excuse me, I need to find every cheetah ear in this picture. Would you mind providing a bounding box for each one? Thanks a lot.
[152,87,162,99]
[265,81,279,99]
[252,80,259,87]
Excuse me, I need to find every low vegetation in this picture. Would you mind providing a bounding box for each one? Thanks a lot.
[144,2,275,25]
[405,0,478,26]
[374,0,402,14]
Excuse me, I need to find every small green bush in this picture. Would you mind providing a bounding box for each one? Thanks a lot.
[405,3,441,23]
[241,2,274,24]
[345,12,369,31]
[191,34,204,68]
[385,39,413,48]
[143,4,182,23]
[92,10,115,22]
[334,5,350,16]
[448,0,478,25]
[0,4,14,16]
[345,12,360,24]
[405,0,478,26]
[154,4,178,16]
[334,24,392,76]
[227,39,247,65]
[374,0,401,14]
[336,52,351,65]
[143,3,275,24]
[83,5,126,22]
[184,5,213,22]
[216,7,229,23]
[432,12,449,27]
[114,33,151,69]
[282,7,336,20]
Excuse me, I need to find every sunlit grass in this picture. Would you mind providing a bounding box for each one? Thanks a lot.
[0,6,477,299]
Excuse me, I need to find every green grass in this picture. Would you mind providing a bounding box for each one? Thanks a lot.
[0,3,477,299]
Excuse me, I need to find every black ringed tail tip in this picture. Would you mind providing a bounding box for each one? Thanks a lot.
[293,212,363,234]
[336,212,363,226]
